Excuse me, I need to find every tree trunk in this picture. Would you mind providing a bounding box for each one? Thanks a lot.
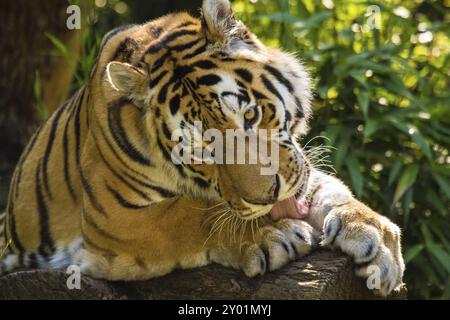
[0,0,82,163]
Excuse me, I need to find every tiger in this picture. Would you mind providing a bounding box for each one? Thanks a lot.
[0,0,404,297]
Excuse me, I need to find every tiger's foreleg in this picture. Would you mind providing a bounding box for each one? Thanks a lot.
[303,169,405,296]
[74,196,318,281]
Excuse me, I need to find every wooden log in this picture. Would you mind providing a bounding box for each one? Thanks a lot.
[0,250,406,300]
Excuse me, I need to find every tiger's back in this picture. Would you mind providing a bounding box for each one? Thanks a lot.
[0,13,199,272]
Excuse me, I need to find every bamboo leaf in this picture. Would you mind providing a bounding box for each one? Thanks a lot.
[388,160,403,186]
[427,243,450,274]
[431,173,450,202]
[357,89,369,118]
[393,164,419,203]
[45,33,68,56]
[404,244,424,264]
[345,156,363,197]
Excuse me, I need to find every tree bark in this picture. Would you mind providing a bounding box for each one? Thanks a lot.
[0,0,82,162]
[0,250,407,300]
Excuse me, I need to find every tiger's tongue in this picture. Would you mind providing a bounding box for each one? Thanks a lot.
[270,196,309,221]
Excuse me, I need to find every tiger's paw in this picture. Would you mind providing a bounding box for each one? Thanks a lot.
[238,219,317,277]
[321,200,405,296]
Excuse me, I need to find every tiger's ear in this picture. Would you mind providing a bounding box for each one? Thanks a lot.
[105,61,150,104]
[201,0,241,44]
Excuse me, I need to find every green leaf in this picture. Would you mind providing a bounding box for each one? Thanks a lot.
[292,11,333,31]
[404,244,424,264]
[410,129,432,160]
[45,33,68,56]
[421,224,434,247]
[363,119,379,140]
[393,164,419,203]
[425,190,449,216]
[295,0,310,18]
[33,70,41,99]
[403,188,413,226]
[325,125,341,146]
[388,160,403,186]
[431,173,450,202]
[383,76,416,101]
[334,133,350,171]
[357,89,370,118]
[427,243,450,274]
[345,156,363,197]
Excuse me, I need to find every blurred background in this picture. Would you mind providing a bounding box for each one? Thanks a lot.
[0,0,448,299]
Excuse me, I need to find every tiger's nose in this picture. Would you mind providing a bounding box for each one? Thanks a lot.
[241,174,281,205]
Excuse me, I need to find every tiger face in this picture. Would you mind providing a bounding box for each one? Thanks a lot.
[104,0,312,220]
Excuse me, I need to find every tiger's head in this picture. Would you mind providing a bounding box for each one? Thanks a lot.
[102,0,313,220]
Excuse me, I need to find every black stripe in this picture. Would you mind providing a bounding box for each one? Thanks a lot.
[170,37,202,52]
[150,70,168,88]
[156,136,186,178]
[82,232,118,257]
[261,74,284,105]
[193,177,210,189]
[295,97,304,118]
[28,253,38,268]
[79,166,108,217]
[82,209,121,242]
[14,124,44,200]
[173,65,195,79]
[36,160,55,257]
[193,60,217,70]
[97,126,175,199]
[42,103,67,199]
[161,122,172,141]
[197,74,222,86]
[150,51,170,73]
[267,103,277,122]
[119,166,176,198]
[100,24,136,53]
[176,21,196,28]
[62,103,77,203]
[264,65,294,93]
[107,98,151,166]
[73,90,85,166]
[98,124,151,181]
[169,94,181,115]
[145,29,198,55]
[149,25,163,38]
[234,68,253,83]
[285,110,292,123]
[182,42,207,60]
[111,37,139,62]
[92,132,153,202]
[252,89,268,100]
[6,181,25,254]
[105,183,150,210]
[274,174,281,200]
[157,74,178,104]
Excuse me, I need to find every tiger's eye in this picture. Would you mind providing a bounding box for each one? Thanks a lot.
[244,108,256,121]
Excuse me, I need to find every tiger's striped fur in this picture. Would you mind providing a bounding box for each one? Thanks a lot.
[1,1,404,295]
[0,0,312,277]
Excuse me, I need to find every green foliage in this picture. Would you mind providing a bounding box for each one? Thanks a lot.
[232,0,449,299]
[33,70,48,120]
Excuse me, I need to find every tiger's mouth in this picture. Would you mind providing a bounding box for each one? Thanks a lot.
[235,179,310,221]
